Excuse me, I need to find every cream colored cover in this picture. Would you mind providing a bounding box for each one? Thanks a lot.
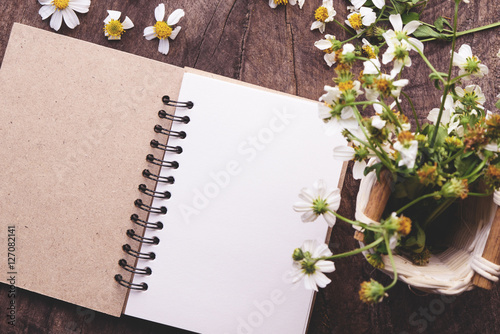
[0,23,184,316]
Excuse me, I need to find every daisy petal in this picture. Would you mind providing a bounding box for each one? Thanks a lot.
[313,271,332,288]
[170,26,181,40]
[155,3,165,22]
[310,21,323,31]
[167,9,185,26]
[50,10,63,31]
[39,0,53,4]
[122,16,134,30]
[39,5,56,20]
[68,0,90,14]
[389,14,403,31]
[158,38,170,55]
[144,26,156,40]
[62,8,80,29]
[403,20,421,35]
[107,10,121,21]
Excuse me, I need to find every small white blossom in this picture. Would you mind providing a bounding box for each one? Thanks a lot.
[452,44,489,80]
[38,0,90,31]
[332,146,367,180]
[383,14,423,53]
[293,179,341,227]
[455,84,486,109]
[311,0,336,33]
[314,34,338,67]
[394,139,418,169]
[291,240,335,291]
[103,10,134,40]
[345,7,376,34]
[427,95,455,126]
[269,0,301,8]
[363,58,381,75]
[144,4,184,55]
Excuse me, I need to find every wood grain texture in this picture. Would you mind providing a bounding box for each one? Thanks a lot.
[0,0,499,333]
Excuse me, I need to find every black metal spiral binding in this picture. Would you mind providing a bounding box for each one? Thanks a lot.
[127,229,160,245]
[130,214,164,230]
[114,274,148,291]
[146,154,179,168]
[116,96,194,290]
[150,139,183,153]
[122,244,156,260]
[138,184,171,199]
[154,124,187,138]
[142,169,175,184]
[134,199,167,214]
[162,95,194,109]
[158,110,191,124]
[119,259,152,275]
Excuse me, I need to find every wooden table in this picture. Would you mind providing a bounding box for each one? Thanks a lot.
[0,1,498,333]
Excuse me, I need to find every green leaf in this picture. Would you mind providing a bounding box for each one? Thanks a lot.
[402,12,420,25]
[434,17,445,32]
[413,25,448,40]
[401,221,426,254]
[495,99,500,110]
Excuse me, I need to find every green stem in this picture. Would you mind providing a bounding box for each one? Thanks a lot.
[400,91,421,133]
[334,19,355,36]
[455,21,500,37]
[462,159,487,179]
[408,40,446,85]
[329,210,383,233]
[423,197,455,229]
[442,149,463,165]
[468,192,491,197]
[322,237,385,261]
[429,1,459,147]
[396,192,440,215]
[383,233,399,291]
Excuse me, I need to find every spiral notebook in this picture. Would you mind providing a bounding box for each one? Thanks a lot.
[0,23,346,334]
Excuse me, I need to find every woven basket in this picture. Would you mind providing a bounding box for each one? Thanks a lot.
[355,163,500,295]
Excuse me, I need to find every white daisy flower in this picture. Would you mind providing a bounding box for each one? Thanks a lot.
[293,179,341,227]
[365,74,408,101]
[332,146,367,180]
[455,84,486,109]
[311,0,336,33]
[427,95,455,126]
[382,39,413,77]
[269,0,303,8]
[351,0,385,9]
[314,34,338,67]
[103,10,134,40]
[452,44,489,80]
[319,85,359,134]
[144,4,184,55]
[394,138,418,169]
[383,14,423,53]
[38,0,90,31]
[291,240,335,291]
[345,7,376,34]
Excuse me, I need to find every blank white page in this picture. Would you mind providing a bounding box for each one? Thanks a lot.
[124,72,345,334]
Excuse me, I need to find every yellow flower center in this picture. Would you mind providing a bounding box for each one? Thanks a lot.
[338,81,354,92]
[348,13,363,30]
[274,0,289,4]
[52,0,69,10]
[362,45,376,59]
[104,20,125,38]
[315,7,329,22]
[154,21,172,39]
[374,78,391,97]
